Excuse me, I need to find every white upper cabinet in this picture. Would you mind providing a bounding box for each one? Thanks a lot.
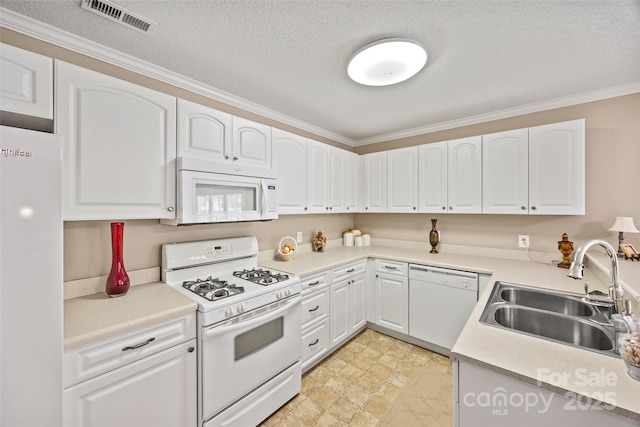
[418,141,448,213]
[177,98,231,164]
[529,119,585,215]
[273,128,308,214]
[482,128,529,214]
[232,116,273,177]
[307,139,329,213]
[361,152,387,212]
[177,99,274,178]
[328,146,347,213]
[447,136,482,213]
[387,146,418,213]
[0,43,53,120]
[56,61,176,220]
[345,151,360,212]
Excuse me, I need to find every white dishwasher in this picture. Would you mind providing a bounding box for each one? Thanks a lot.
[409,264,478,352]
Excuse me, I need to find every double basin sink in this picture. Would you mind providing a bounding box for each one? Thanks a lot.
[480,282,618,357]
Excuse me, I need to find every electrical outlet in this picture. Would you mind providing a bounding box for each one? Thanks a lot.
[519,235,530,248]
[296,231,302,243]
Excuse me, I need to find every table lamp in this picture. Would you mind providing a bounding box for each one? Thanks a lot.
[609,216,639,258]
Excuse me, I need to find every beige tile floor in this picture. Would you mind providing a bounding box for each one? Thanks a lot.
[260,329,454,426]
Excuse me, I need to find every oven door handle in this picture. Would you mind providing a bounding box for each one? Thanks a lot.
[203,296,299,340]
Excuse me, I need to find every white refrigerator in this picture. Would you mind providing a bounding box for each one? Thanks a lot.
[1,125,63,426]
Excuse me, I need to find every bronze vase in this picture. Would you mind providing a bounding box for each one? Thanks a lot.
[429,219,439,254]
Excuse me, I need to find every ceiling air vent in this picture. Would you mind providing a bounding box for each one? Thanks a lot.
[81,0,157,34]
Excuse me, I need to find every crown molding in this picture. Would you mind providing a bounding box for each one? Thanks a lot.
[353,82,640,146]
[0,7,355,147]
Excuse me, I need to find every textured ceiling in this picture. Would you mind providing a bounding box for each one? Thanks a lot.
[1,0,639,144]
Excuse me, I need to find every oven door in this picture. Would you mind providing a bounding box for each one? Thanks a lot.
[200,294,301,422]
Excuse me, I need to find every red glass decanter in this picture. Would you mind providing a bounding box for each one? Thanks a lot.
[106,222,130,297]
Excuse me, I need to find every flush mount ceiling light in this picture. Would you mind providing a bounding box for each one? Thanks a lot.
[347,38,428,86]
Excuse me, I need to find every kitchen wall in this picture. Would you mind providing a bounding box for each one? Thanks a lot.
[3,28,638,281]
[64,215,353,281]
[354,94,640,254]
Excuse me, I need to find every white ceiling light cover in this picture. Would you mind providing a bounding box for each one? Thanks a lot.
[348,38,428,86]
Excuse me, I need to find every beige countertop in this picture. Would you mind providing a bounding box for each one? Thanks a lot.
[260,242,640,421]
[64,282,197,350]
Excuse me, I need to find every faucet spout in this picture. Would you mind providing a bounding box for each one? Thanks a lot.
[567,239,625,314]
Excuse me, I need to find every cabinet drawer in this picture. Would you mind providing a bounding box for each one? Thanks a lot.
[375,259,408,276]
[301,318,330,372]
[301,287,329,330]
[300,271,328,295]
[63,313,196,388]
[332,260,366,283]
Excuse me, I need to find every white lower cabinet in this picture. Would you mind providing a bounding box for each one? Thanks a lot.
[373,259,409,334]
[63,314,197,427]
[329,262,366,349]
[300,272,331,373]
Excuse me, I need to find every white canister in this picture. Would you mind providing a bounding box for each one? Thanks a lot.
[355,235,363,247]
[343,231,354,246]
[351,228,361,236]
[362,232,371,246]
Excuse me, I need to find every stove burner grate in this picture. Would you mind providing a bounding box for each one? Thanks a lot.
[233,268,289,286]
[182,276,244,301]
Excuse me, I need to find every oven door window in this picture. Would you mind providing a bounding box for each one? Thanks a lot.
[235,317,283,361]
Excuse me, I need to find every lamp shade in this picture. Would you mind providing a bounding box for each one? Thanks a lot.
[347,38,427,86]
[609,217,639,233]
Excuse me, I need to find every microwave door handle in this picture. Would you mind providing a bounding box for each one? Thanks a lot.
[203,296,298,340]
[260,180,267,217]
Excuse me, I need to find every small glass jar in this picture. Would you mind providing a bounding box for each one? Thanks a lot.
[618,332,640,381]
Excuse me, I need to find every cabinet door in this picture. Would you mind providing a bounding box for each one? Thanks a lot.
[345,151,360,212]
[387,146,418,212]
[448,136,482,213]
[328,146,346,213]
[329,280,350,348]
[529,119,585,215]
[232,116,274,177]
[0,43,53,119]
[273,129,307,214]
[482,128,529,214]
[350,275,367,333]
[307,139,329,213]
[177,98,232,164]
[418,141,448,213]
[374,273,409,334]
[361,152,387,212]
[63,340,197,427]
[56,61,176,220]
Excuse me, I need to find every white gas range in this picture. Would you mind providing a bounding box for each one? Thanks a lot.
[162,237,301,427]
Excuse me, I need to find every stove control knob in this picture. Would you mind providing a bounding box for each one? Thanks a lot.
[285,289,292,297]
[237,304,245,314]
[275,291,283,299]
[224,308,234,317]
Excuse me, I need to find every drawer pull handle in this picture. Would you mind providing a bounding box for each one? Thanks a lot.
[308,339,319,347]
[384,266,398,270]
[122,337,155,351]
[309,305,320,312]
[346,268,355,273]
[309,281,320,286]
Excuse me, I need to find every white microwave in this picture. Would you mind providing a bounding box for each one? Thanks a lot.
[162,168,278,225]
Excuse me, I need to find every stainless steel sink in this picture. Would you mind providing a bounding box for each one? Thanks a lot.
[499,286,595,316]
[480,281,618,357]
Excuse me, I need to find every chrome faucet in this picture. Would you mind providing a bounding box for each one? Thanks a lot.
[567,239,627,315]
